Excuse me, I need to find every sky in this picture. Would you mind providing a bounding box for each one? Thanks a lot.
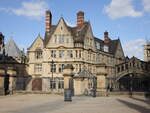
[0,0,150,60]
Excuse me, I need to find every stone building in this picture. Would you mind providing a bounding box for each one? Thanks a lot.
[0,33,27,95]
[144,42,150,62]
[27,11,125,94]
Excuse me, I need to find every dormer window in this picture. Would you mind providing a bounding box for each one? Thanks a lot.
[59,50,64,58]
[59,35,64,43]
[55,35,57,43]
[51,50,56,58]
[35,49,42,59]
[104,45,109,52]
[67,50,73,58]
[96,42,100,49]
[34,64,42,72]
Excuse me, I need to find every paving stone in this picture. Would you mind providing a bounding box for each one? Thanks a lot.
[0,94,149,113]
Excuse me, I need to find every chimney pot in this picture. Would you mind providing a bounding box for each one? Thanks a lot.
[104,31,108,37]
[77,11,84,29]
[104,31,110,44]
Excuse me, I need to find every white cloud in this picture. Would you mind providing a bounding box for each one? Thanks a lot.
[104,0,143,19]
[0,1,48,20]
[122,39,145,60]
[66,21,76,27]
[143,0,150,12]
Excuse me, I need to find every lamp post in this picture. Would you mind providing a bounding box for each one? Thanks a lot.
[130,74,133,97]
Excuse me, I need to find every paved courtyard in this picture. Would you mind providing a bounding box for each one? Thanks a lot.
[0,94,149,113]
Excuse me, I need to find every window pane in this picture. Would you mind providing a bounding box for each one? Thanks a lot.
[35,51,42,59]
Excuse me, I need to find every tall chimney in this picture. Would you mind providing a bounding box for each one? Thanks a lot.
[104,31,110,44]
[77,11,84,29]
[45,10,52,33]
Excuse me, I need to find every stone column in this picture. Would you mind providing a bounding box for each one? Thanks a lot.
[26,77,33,91]
[97,74,107,92]
[63,64,74,101]
[63,64,74,89]
[7,67,17,94]
[0,67,5,95]
[42,77,50,92]
[96,65,107,92]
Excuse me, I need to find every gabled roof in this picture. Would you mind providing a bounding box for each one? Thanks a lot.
[5,39,23,58]
[44,17,72,46]
[28,34,44,50]
[94,37,120,55]
[44,25,56,46]
[73,22,90,43]
[32,15,123,56]
[44,18,91,46]
[0,55,19,64]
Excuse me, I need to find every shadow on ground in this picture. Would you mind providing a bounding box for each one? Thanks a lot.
[117,98,150,113]
[131,97,150,105]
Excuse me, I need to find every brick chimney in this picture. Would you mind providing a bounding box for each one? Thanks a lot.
[45,10,52,33]
[77,11,84,29]
[104,31,111,44]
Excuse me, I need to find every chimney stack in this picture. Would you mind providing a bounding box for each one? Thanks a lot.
[104,31,111,44]
[45,10,52,33]
[77,11,84,29]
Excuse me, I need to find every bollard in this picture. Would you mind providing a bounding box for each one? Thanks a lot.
[64,88,72,101]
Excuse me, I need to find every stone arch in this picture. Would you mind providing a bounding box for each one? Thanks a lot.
[117,74,150,91]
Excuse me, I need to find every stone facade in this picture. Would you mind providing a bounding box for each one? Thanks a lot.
[144,42,150,62]
[0,33,28,95]
[27,10,125,94]
[115,56,150,91]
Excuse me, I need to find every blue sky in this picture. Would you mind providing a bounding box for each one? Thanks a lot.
[0,0,150,59]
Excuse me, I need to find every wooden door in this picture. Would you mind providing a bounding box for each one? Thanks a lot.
[32,78,42,91]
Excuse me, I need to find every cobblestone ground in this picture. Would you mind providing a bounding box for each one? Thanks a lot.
[0,94,149,113]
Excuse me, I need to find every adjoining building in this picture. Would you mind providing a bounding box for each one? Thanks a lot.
[115,56,150,92]
[27,11,125,94]
[144,42,150,62]
[0,33,27,95]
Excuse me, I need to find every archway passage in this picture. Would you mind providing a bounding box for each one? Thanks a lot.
[118,74,150,92]
[32,78,42,91]
[4,74,9,95]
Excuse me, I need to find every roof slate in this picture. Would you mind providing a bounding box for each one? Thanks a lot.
[108,39,119,55]
[5,39,23,58]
